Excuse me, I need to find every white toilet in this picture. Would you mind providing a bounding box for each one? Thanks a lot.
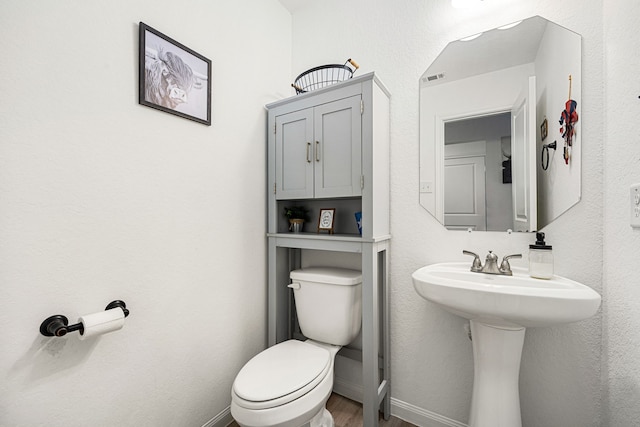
[231,267,362,427]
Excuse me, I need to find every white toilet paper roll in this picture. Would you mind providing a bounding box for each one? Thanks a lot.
[78,308,125,340]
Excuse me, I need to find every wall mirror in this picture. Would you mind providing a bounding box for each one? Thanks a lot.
[419,16,581,231]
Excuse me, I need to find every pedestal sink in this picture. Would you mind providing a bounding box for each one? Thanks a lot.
[412,262,601,427]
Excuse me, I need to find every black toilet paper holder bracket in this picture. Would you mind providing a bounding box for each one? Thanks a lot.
[39,300,130,337]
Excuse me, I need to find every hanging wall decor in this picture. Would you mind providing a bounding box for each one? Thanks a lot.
[139,22,212,125]
[559,75,578,164]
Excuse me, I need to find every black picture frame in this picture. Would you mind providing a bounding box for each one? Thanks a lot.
[139,22,211,126]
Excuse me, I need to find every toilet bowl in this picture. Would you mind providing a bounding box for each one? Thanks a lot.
[230,267,362,427]
[231,339,340,427]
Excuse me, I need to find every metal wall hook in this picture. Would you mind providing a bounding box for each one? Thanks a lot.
[39,300,129,337]
[542,140,557,171]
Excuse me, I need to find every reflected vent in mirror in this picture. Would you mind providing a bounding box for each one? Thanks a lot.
[425,73,445,82]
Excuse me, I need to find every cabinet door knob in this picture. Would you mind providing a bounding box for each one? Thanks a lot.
[306,142,312,163]
[315,141,320,162]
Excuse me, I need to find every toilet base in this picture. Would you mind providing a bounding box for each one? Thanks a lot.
[306,407,333,427]
[232,403,333,427]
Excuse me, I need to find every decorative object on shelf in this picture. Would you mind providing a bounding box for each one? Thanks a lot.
[291,58,360,94]
[283,205,309,233]
[317,208,336,234]
[354,211,362,235]
[139,22,212,126]
[559,75,579,165]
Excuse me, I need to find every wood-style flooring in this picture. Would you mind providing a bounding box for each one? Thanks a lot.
[228,392,417,427]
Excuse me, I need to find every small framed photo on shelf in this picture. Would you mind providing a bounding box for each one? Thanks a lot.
[317,208,336,234]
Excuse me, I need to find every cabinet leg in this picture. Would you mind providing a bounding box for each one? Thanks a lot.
[362,244,380,427]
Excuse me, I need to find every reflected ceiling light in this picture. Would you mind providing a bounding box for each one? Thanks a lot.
[460,32,483,41]
[497,20,523,30]
[451,0,484,9]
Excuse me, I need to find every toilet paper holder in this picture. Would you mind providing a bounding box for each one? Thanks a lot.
[39,300,130,337]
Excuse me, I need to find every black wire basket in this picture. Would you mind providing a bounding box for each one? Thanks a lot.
[291,58,360,94]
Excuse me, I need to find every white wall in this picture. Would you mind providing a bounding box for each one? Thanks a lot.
[534,21,582,228]
[288,1,604,426]
[0,1,291,426]
[603,0,640,425]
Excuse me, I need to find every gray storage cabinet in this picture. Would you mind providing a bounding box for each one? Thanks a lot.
[266,72,391,426]
[275,95,362,199]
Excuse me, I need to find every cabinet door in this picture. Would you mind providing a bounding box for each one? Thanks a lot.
[275,108,314,199]
[313,95,362,198]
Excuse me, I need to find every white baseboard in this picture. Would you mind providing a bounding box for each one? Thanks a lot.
[201,406,233,427]
[334,378,468,427]
[332,377,363,402]
[203,379,468,427]
[390,398,467,427]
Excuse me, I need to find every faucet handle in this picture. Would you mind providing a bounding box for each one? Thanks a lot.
[499,253,522,276]
[463,250,482,272]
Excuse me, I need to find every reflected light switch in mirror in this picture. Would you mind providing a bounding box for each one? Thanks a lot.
[420,182,433,193]
[631,183,640,228]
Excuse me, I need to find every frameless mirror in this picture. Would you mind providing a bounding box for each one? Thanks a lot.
[419,16,581,231]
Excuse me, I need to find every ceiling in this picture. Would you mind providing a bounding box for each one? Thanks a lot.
[421,16,549,86]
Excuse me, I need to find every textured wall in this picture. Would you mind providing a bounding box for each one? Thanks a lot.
[603,0,640,425]
[288,1,604,425]
[0,1,291,426]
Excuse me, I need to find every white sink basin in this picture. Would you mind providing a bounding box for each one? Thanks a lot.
[412,262,601,328]
[412,261,602,427]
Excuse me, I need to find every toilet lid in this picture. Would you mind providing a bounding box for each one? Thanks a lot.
[233,340,330,406]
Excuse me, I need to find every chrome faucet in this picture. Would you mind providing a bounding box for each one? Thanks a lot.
[463,250,522,276]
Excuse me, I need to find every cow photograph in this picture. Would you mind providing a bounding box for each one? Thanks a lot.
[139,23,211,125]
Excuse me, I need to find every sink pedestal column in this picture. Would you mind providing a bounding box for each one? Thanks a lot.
[469,320,526,427]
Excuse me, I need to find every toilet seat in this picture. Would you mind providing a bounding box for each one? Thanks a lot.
[233,340,331,410]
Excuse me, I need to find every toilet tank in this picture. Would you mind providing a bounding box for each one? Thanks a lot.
[289,267,362,346]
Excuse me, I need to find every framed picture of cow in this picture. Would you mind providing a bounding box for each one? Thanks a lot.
[139,22,211,126]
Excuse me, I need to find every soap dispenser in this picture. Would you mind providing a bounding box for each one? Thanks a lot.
[529,232,553,279]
